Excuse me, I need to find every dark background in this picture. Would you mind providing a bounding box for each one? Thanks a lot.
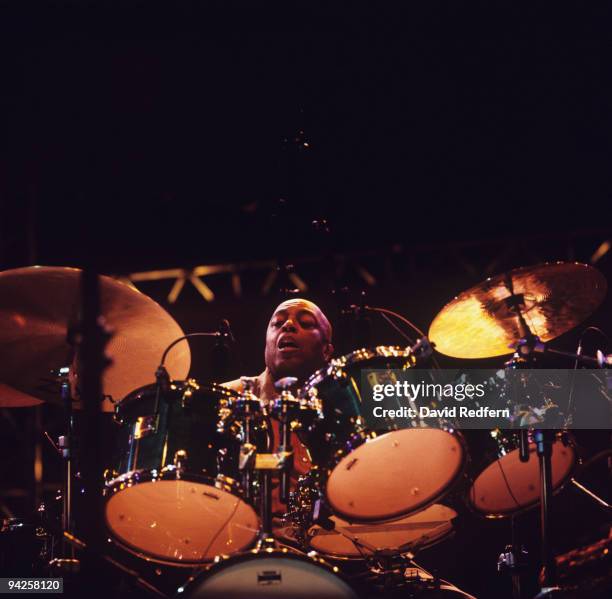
[1,3,611,598]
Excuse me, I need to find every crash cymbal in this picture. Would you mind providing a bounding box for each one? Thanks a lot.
[429,262,607,359]
[0,266,191,410]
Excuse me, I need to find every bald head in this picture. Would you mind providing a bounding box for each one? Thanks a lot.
[273,298,332,343]
[264,298,333,382]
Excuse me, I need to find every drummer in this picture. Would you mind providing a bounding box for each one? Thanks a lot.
[223,298,334,512]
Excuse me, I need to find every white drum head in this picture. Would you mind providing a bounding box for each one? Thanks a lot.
[106,479,259,563]
[468,440,576,516]
[309,504,457,558]
[326,428,464,521]
[179,553,359,598]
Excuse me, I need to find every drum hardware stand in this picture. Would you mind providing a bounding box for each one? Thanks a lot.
[60,373,75,559]
[569,478,612,509]
[236,378,263,503]
[368,552,446,595]
[498,536,529,599]
[274,377,297,505]
[42,367,79,564]
[61,532,167,598]
[311,494,335,531]
[502,277,563,598]
[494,353,533,599]
[569,447,612,510]
[253,452,289,548]
[522,343,612,367]
[241,377,298,548]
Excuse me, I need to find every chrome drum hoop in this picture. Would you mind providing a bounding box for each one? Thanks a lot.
[175,547,361,599]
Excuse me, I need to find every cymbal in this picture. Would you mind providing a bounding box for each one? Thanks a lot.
[0,266,191,410]
[429,262,607,359]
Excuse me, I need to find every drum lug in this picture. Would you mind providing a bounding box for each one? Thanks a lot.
[239,443,256,471]
[112,407,123,426]
[132,414,158,439]
[174,449,188,470]
[103,468,119,483]
[181,386,194,408]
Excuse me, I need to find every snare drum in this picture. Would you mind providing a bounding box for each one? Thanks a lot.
[308,503,457,560]
[105,380,260,565]
[300,347,466,522]
[175,548,360,598]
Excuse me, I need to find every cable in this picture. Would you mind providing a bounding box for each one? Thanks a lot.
[199,496,242,561]
[379,311,416,345]
[367,306,441,370]
[160,331,220,367]
[496,458,525,510]
[367,306,427,339]
[469,448,524,510]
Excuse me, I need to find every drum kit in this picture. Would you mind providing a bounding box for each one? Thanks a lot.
[1,262,611,598]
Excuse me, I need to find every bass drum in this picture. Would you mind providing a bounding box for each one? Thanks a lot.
[466,429,576,518]
[175,549,360,599]
[301,347,466,522]
[105,380,260,565]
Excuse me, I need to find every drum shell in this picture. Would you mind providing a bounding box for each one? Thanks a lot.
[300,348,466,523]
[301,348,415,469]
[104,381,262,565]
[108,381,242,481]
[464,429,577,518]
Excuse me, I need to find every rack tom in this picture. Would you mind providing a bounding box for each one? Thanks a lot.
[104,380,260,565]
[300,347,465,522]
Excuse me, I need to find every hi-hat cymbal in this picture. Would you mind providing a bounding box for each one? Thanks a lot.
[0,266,191,410]
[429,262,607,359]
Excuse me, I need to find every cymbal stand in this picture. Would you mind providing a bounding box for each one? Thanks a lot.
[497,516,529,599]
[43,368,77,562]
[502,275,561,597]
[60,374,75,558]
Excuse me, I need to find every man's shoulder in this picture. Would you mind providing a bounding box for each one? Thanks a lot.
[221,378,245,392]
[221,374,264,394]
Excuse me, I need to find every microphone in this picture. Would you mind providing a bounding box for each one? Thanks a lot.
[218,319,235,344]
[212,320,235,381]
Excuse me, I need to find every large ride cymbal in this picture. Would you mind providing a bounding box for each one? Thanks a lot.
[429,262,607,359]
[0,266,191,410]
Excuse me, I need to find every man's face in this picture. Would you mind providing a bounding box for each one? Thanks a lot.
[264,300,332,382]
